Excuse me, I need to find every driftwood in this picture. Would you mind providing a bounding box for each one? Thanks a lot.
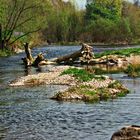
[22,43,94,67]
[54,43,94,64]
[22,43,33,66]
[24,43,33,61]
[22,43,48,66]
[32,53,45,66]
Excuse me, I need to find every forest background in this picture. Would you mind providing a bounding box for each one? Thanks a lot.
[0,0,140,52]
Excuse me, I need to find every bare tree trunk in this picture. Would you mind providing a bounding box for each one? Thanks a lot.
[0,24,4,50]
[22,43,34,66]
[24,43,33,61]
[0,24,2,49]
[2,0,40,47]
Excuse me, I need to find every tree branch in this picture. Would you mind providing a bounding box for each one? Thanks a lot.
[5,0,26,42]
[8,28,41,45]
[6,2,38,43]
[14,17,33,30]
[23,5,38,12]
[4,0,17,39]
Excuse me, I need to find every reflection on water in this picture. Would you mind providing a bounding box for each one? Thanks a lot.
[94,64,126,73]
[0,45,140,140]
[83,64,127,75]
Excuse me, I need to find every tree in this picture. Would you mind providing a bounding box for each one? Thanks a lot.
[0,1,7,49]
[85,0,122,21]
[44,0,84,43]
[0,24,3,49]
[0,0,50,49]
[83,0,124,42]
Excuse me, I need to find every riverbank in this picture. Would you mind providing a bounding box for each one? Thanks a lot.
[95,47,140,58]
[0,47,23,57]
[1,41,140,57]
[9,66,75,86]
[51,41,140,47]
[0,49,14,57]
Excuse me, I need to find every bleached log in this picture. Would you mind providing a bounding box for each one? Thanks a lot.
[22,43,94,66]
[53,43,94,64]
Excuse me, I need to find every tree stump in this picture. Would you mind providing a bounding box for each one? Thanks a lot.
[24,43,33,62]
[22,43,34,66]
[22,43,49,67]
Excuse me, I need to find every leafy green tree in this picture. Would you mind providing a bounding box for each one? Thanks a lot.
[0,0,51,49]
[83,0,134,43]
[85,0,122,21]
[44,0,84,43]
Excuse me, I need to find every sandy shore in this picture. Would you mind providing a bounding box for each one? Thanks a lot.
[9,66,77,87]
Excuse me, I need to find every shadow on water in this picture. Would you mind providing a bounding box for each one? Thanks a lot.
[0,45,140,140]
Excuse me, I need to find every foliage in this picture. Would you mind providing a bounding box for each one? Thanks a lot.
[85,0,122,21]
[125,64,140,77]
[1,0,140,56]
[57,79,129,102]
[44,1,84,43]
[122,1,140,41]
[61,68,95,82]
[0,0,51,49]
[0,49,13,56]
[108,81,123,89]
[95,47,140,58]
[125,64,137,77]
[61,67,107,82]
[83,0,135,43]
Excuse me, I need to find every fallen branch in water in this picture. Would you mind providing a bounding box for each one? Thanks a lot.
[22,43,129,67]
[22,43,94,67]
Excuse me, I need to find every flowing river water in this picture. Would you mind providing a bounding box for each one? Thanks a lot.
[0,45,140,140]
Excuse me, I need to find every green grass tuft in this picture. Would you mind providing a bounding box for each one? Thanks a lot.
[61,68,95,82]
[117,92,126,97]
[95,47,140,58]
[84,90,97,95]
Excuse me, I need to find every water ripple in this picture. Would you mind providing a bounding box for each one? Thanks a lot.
[0,45,140,140]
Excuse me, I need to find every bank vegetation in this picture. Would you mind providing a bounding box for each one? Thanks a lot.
[1,0,140,55]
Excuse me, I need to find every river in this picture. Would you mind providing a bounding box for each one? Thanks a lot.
[0,45,140,140]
